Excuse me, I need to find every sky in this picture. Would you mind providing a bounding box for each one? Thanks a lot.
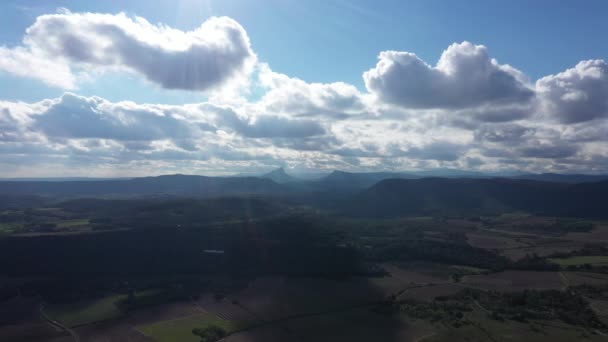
[0,0,607,177]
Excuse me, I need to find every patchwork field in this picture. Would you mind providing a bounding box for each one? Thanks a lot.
[73,301,201,342]
[500,244,583,261]
[45,294,126,327]
[226,276,384,321]
[56,219,90,229]
[562,272,608,286]
[0,222,24,235]
[0,322,68,342]
[0,296,69,342]
[565,225,608,243]
[222,308,434,342]
[426,308,605,342]
[2,200,608,341]
[137,313,252,342]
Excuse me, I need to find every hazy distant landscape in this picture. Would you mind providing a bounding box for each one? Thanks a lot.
[1,169,608,341]
[2,0,608,341]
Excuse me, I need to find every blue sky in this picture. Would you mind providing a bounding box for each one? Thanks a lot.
[3,0,608,100]
[0,0,607,176]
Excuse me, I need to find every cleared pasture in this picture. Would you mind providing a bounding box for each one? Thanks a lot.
[562,272,608,286]
[0,322,68,342]
[56,219,90,229]
[466,233,526,250]
[283,308,433,342]
[137,313,251,342]
[398,283,464,302]
[73,300,201,342]
[550,256,608,267]
[388,262,474,283]
[463,271,565,292]
[46,294,126,327]
[501,244,582,261]
[565,224,608,243]
[227,276,385,321]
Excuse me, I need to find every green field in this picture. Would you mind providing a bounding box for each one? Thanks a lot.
[550,256,608,267]
[0,222,24,234]
[46,294,126,327]
[450,265,486,274]
[56,219,90,228]
[137,313,253,342]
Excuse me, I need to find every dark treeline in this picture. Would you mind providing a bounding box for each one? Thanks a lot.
[0,216,364,278]
[368,239,557,271]
[452,288,606,331]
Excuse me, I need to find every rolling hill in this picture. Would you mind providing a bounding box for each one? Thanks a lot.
[344,178,608,218]
[0,174,284,197]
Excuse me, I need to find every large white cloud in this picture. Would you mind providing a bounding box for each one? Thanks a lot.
[1,10,608,176]
[205,104,326,138]
[22,93,326,145]
[33,93,201,140]
[0,95,310,176]
[537,59,608,123]
[0,11,255,91]
[363,42,534,109]
[1,88,606,175]
[256,64,367,119]
[0,46,77,89]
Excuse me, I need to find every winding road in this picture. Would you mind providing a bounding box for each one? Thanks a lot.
[39,304,80,342]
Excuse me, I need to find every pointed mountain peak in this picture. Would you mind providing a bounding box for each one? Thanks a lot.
[262,167,297,183]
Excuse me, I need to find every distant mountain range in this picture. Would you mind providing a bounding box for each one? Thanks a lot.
[0,177,133,182]
[4,170,606,187]
[512,173,608,183]
[1,171,607,219]
[315,170,411,189]
[0,174,283,197]
[345,177,608,218]
[309,170,608,189]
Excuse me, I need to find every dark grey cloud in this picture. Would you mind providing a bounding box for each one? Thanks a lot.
[236,116,325,138]
[270,135,338,152]
[465,157,484,168]
[389,141,467,161]
[364,42,534,109]
[480,147,516,159]
[33,93,196,141]
[519,144,579,159]
[122,141,153,151]
[0,108,22,142]
[474,123,535,143]
[561,124,608,143]
[329,146,379,158]
[216,106,325,138]
[0,141,62,156]
[467,105,532,122]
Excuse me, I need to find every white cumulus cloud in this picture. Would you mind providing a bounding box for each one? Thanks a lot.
[363,42,534,109]
[0,11,255,91]
[537,59,608,123]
